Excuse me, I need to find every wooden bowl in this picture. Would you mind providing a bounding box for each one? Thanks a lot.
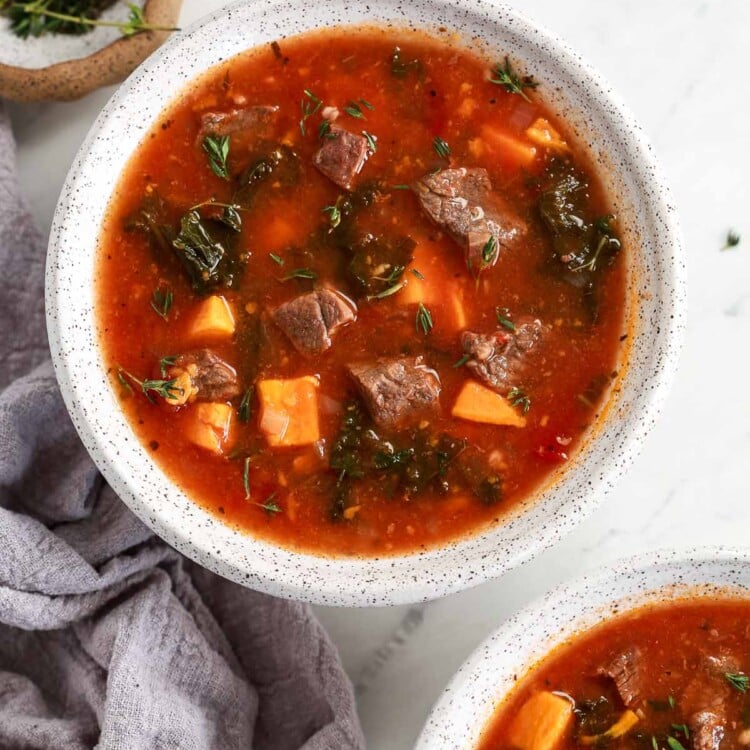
[0,0,182,102]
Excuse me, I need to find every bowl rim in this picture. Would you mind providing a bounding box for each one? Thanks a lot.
[415,546,750,748]
[45,0,687,606]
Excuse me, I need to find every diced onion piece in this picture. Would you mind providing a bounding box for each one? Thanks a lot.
[189,295,235,339]
[507,691,573,750]
[452,380,526,428]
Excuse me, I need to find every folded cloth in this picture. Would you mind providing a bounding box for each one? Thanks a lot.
[0,104,364,750]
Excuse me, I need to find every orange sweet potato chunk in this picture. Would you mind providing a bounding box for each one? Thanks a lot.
[187,402,233,454]
[507,691,573,750]
[452,381,526,428]
[258,376,320,447]
[189,295,235,339]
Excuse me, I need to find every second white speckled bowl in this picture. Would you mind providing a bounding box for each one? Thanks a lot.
[416,547,750,749]
[46,0,686,606]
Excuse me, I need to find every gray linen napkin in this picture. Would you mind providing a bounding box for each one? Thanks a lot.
[0,104,365,750]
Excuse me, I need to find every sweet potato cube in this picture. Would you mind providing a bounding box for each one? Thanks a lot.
[525,117,569,153]
[480,124,538,169]
[508,691,573,750]
[189,295,235,339]
[452,380,526,428]
[400,241,437,305]
[187,402,233,454]
[258,376,320,447]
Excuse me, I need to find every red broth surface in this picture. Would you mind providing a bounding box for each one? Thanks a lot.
[478,599,750,750]
[96,27,629,555]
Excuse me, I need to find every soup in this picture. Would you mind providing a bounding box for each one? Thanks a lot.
[478,599,750,750]
[97,26,628,555]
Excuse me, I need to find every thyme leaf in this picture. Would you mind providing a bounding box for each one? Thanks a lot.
[150,285,173,319]
[416,302,433,334]
[238,386,254,422]
[202,134,230,180]
[726,672,750,692]
[282,268,317,281]
[507,386,531,414]
[117,367,183,404]
[489,55,539,102]
[299,89,322,136]
[433,135,451,159]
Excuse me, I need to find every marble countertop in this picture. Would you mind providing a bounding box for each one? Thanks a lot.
[8,0,749,746]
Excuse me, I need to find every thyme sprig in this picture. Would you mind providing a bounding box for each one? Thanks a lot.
[202,135,230,180]
[117,367,182,404]
[489,55,539,102]
[150,285,172,319]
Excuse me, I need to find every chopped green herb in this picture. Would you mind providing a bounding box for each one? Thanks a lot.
[507,386,531,414]
[116,369,133,394]
[322,202,342,228]
[269,253,284,266]
[667,737,686,750]
[318,120,336,140]
[411,268,425,280]
[362,130,378,153]
[722,229,741,250]
[117,367,182,404]
[367,280,405,300]
[481,235,498,266]
[344,101,366,119]
[433,135,451,159]
[299,89,322,136]
[150,286,173,320]
[652,737,659,750]
[242,456,251,499]
[359,98,375,110]
[648,699,674,712]
[726,672,750,692]
[238,386,254,422]
[159,355,177,379]
[453,353,470,368]
[669,695,676,709]
[416,302,433,334]
[201,134,230,180]
[671,724,689,739]
[391,184,411,191]
[489,55,539,102]
[253,492,282,515]
[282,268,318,281]
[496,307,516,331]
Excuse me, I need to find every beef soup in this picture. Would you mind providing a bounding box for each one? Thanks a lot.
[477,599,750,750]
[97,26,629,555]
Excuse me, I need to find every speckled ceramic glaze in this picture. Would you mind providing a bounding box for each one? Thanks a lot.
[46,0,686,606]
[416,548,750,749]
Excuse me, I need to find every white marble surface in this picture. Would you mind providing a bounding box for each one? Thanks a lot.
[8,0,750,747]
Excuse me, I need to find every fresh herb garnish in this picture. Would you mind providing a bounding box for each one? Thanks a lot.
[201,134,230,180]
[489,55,539,102]
[433,136,451,159]
[496,307,516,331]
[722,229,741,250]
[651,736,659,750]
[242,456,251,499]
[726,672,750,692]
[158,355,177,379]
[238,386,254,422]
[416,302,433,334]
[282,268,318,281]
[362,130,377,153]
[481,235,498,267]
[189,199,243,232]
[117,367,182,404]
[390,46,420,77]
[669,695,676,709]
[1,0,178,39]
[322,202,342,228]
[318,120,337,140]
[571,214,621,273]
[344,101,366,119]
[367,280,405,300]
[666,737,686,750]
[507,386,531,414]
[453,353,470,368]
[253,492,282,515]
[150,285,173,320]
[269,253,284,266]
[671,725,689,739]
[359,99,374,111]
[391,184,411,191]
[299,89,322,136]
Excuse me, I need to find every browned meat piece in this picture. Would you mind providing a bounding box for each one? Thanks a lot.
[461,318,545,391]
[313,126,370,190]
[597,647,642,707]
[199,105,279,138]
[413,167,526,273]
[273,289,357,356]
[166,350,241,405]
[348,357,441,428]
[689,710,725,750]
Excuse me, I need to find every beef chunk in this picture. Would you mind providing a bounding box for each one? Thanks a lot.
[199,105,279,138]
[414,168,526,273]
[273,289,357,356]
[689,710,725,750]
[313,126,370,190]
[348,358,441,428]
[461,318,545,391]
[167,350,240,405]
[597,647,642,707]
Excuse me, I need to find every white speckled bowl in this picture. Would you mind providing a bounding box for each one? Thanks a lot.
[46,0,686,606]
[416,548,750,748]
